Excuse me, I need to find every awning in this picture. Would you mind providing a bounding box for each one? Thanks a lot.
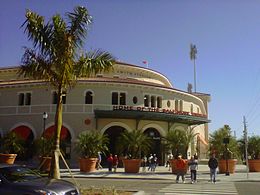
[197,134,208,145]
[44,126,69,140]
[12,126,32,140]
[94,110,210,125]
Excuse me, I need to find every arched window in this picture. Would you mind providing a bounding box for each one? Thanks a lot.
[85,91,93,104]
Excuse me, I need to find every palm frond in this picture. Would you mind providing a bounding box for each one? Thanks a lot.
[76,49,115,77]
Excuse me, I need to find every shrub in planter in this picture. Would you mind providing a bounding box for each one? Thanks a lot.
[247,136,260,172]
[0,131,26,164]
[209,125,240,174]
[116,129,152,173]
[75,131,109,172]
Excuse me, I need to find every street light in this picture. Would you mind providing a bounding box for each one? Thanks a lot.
[42,112,48,154]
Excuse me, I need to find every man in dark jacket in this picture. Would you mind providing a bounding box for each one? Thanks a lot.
[208,153,218,183]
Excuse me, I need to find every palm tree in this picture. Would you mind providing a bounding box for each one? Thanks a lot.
[19,6,116,179]
[183,126,199,159]
[116,129,152,159]
[209,125,239,159]
[163,129,186,159]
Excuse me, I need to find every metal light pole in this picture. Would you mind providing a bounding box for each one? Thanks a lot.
[42,112,48,155]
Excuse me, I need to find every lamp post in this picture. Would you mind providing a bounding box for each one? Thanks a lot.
[42,112,48,155]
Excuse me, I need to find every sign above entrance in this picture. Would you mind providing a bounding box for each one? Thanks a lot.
[113,105,207,118]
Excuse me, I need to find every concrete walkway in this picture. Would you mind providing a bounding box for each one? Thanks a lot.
[60,164,260,182]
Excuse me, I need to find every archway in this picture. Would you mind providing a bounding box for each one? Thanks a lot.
[144,128,163,165]
[103,126,126,167]
[11,125,34,160]
[44,126,72,159]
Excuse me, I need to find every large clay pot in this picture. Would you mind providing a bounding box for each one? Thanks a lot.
[122,159,142,173]
[169,159,188,174]
[218,159,237,174]
[39,156,52,172]
[248,159,260,172]
[0,153,17,164]
[79,158,98,172]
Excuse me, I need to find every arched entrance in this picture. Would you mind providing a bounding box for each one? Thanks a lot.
[103,126,126,167]
[144,128,163,165]
[11,125,34,160]
[44,126,72,159]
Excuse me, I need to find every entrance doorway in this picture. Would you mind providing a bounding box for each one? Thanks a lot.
[144,128,163,165]
[103,126,126,167]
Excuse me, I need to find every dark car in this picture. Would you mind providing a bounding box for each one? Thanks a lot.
[0,164,80,195]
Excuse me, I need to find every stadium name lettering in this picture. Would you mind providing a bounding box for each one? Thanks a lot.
[112,105,207,118]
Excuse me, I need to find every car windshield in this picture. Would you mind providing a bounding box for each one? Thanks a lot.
[0,166,42,183]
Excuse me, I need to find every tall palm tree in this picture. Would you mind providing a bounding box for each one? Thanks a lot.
[19,6,116,179]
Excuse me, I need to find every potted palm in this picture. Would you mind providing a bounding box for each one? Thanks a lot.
[247,136,260,172]
[116,129,152,173]
[0,131,25,164]
[163,129,189,174]
[33,136,55,172]
[209,125,240,174]
[75,131,109,172]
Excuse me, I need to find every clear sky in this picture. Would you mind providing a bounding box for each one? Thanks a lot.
[1,0,260,138]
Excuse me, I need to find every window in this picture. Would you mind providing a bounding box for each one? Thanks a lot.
[85,91,93,104]
[18,92,32,106]
[112,92,118,105]
[120,93,126,105]
[52,92,58,104]
[144,95,149,107]
[25,93,31,105]
[167,100,171,108]
[18,93,24,106]
[157,96,162,108]
[151,96,156,107]
[52,91,66,104]
[133,96,138,104]
[175,100,179,111]
[112,92,126,105]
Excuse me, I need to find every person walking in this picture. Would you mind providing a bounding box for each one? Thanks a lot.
[107,154,113,172]
[175,154,186,183]
[188,156,198,183]
[208,153,218,183]
[96,151,102,170]
[113,154,119,173]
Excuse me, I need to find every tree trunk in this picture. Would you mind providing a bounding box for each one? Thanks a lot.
[49,88,63,179]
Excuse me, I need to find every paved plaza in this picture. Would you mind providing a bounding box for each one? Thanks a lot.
[59,164,260,195]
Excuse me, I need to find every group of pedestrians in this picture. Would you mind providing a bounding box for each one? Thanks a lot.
[107,154,119,172]
[141,154,158,172]
[175,153,218,184]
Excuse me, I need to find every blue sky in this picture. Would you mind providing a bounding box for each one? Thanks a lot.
[1,0,260,138]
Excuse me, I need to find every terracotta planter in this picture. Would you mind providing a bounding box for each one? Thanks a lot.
[39,156,52,172]
[169,159,188,174]
[218,159,237,174]
[248,159,260,172]
[0,153,17,164]
[79,158,97,172]
[122,159,142,173]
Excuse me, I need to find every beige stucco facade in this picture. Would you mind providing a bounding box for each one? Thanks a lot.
[0,62,210,163]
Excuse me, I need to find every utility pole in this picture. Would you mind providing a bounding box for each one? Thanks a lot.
[190,44,197,92]
[243,116,249,179]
